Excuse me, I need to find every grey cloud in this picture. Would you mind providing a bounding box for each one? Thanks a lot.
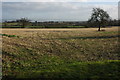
[2,2,118,21]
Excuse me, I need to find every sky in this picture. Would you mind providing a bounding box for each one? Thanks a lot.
[2,0,120,2]
[1,0,119,22]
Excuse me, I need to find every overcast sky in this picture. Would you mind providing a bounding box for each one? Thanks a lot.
[2,0,120,2]
[2,0,119,21]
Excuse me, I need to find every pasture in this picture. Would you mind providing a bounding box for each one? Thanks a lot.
[1,27,120,79]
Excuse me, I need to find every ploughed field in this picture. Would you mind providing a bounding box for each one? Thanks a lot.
[2,27,120,79]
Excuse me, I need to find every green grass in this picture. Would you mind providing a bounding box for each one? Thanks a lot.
[0,34,19,37]
[2,55,120,79]
[2,25,86,28]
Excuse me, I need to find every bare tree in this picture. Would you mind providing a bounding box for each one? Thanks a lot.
[2,21,7,27]
[88,8,110,31]
[17,18,30,28]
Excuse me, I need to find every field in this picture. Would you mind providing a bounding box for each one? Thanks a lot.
[1,27,120,79]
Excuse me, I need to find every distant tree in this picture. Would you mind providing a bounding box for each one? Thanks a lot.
[35,21,38,26]
[118,19,120,26]
[2,21,7,27]
[88,8,110,31]
[17,18,30,28]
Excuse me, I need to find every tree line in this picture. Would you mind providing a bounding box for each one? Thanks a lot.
[2,8,120,31]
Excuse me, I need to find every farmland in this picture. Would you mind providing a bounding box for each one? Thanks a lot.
[1,27,120,79]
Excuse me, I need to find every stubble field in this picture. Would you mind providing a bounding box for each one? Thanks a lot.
[1,27,120,79]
